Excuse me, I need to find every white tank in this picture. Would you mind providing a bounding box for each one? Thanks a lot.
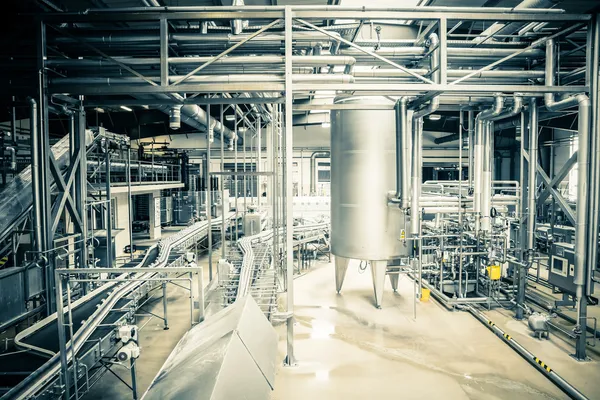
[330,96,408,261]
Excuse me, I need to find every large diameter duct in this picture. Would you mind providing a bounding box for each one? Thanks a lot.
[331,96,409,261]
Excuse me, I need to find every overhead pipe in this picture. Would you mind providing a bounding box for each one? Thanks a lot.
[48,55,357,68]
[544,38,591,357]
[51,74,355,85]
[310,151,329,195]
[341,47,544,59]
[395,97,410,209]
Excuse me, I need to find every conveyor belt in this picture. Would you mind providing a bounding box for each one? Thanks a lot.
[2,214,233,400]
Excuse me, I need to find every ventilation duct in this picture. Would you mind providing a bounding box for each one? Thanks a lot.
[169,105,182,130]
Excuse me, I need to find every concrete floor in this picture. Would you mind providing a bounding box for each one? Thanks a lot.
[271,258,600,400]
[83,237,600,400]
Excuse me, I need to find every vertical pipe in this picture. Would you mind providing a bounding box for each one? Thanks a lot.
[160,17,168,87]
[482,121,492,232]
[575,96,591,360]
[410,119,422,236]
[207,105,213,281]
[76,106,88,275]
[527,98,538,254]
[243,129,247,212]
[54,272,70,400]
[516,110,528,320]
[221,104,226,260]
[439,17,447,85]
[473,118,484,232]
[105,141,112,267]
[586,14,600,297]
[162,282,169,329]
[234,116,238,244]
[29,99,43,255]
[395,97,409,209]
[468,111,474,187]
[127,147,133,261]
[258,115,262,204]
[284,6,295,365]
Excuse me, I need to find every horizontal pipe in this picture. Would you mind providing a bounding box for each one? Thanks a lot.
[51,74,355,85]
[47,55,357,68]
[341,47,544,58]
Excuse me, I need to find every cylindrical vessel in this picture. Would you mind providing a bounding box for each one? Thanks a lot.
[331,96,408,260]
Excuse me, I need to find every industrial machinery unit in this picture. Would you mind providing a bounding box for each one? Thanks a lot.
[331,96,410,308]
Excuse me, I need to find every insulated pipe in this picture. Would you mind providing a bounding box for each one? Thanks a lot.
[395,97,410,208]
[134,93,236,141]
[489,95,524,121]
[309,151,329,195]
[544,38,591,317]
[474,96,504,232]
[468,111,474,188]
[411,118,423,235]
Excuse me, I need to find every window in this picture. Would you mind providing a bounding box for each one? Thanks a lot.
[318,170,331,183]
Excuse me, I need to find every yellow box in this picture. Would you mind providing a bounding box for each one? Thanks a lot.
[420,288,431,302]
[487,265,502,281]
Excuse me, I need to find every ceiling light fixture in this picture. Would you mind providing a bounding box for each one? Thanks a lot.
[428,114,441,121]
[120,105,133,112]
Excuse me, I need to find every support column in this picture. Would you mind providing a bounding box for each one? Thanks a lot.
[284,6,295,366]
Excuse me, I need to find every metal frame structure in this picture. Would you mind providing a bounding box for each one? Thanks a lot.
[12,5,597,399]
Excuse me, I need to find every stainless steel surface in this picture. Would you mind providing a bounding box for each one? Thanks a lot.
[331,96,407,261]
[142,295,277,400]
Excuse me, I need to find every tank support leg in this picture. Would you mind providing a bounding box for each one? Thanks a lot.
[371,260,387,308]
[334,256,349,294]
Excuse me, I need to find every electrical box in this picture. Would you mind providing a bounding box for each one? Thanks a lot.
[486,265,502,281]
[548,242,576,294]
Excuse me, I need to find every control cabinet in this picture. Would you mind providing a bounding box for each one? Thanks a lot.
[548,242,576,294]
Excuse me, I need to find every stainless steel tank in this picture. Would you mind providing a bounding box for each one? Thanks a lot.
[331,96,408,261]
